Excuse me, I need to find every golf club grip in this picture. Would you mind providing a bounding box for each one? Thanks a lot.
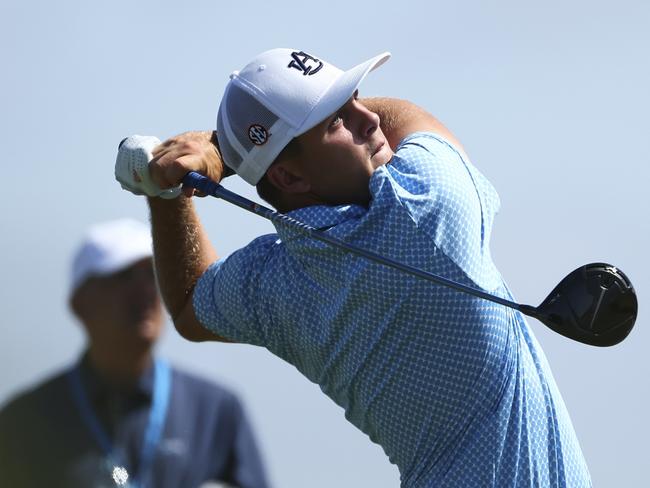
[182,171,526,312]
[183,171,276,221]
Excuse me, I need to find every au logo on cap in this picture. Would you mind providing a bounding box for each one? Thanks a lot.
[248,124,269,145]
[288,51,323,76]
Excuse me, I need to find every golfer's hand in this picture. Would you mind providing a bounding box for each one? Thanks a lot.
[150,131,227,197]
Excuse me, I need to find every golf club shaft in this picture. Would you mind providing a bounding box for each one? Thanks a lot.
[183,171,529,313]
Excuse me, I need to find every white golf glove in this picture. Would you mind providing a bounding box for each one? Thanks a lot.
[115,135,182,199]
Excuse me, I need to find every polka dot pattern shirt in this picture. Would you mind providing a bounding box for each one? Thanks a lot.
[194,133,592,487]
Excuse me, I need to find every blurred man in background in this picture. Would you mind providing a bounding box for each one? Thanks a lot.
[0,218,269,488]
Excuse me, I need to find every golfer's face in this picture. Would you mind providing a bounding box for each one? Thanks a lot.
[80,258,164,346]
[296,92,394,206]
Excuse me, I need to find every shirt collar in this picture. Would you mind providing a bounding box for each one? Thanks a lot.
[283,203,367,231]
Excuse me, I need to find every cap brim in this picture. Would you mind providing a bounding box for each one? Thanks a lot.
[298,52,390,134]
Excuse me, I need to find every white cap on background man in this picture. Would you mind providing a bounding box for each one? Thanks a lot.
[69,219,152,298]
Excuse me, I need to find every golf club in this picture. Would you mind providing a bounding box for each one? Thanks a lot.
[182,171,637,347]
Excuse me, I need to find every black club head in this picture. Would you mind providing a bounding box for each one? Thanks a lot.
[533,263,638,346]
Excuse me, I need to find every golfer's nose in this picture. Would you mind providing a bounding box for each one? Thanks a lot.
[355,103,379,139]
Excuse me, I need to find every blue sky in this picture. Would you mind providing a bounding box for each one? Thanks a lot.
[1,1,648,486]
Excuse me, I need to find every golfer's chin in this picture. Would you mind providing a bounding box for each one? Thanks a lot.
[371,142,393,169]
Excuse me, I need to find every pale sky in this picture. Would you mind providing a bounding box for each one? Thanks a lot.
[1,1,648,486]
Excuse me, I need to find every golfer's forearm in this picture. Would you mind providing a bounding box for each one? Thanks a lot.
[147,196,217,321]
[361,97,465,153]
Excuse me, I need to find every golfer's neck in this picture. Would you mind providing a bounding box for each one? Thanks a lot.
[87,343,153,386]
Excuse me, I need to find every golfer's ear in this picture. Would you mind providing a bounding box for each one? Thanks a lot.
[265,163,311,194]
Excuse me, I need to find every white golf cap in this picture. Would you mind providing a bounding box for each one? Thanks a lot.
[69,219,152,297]
[217,48,391,185]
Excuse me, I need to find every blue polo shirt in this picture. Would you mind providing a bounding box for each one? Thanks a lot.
[193,132,592,487]
[0,354,269,488]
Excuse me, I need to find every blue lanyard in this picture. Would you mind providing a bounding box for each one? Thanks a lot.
[67,358,171,487]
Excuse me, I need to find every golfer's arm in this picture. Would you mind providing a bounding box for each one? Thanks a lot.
[148,197,230,343]
[361,97,467,154]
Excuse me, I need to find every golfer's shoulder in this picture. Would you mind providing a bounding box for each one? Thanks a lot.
[375,130,499,236]
[377,132,472,199]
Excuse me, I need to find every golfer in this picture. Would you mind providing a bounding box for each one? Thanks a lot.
[117,49,592,487]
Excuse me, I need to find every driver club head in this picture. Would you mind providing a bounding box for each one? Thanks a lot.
[531,263,637,346]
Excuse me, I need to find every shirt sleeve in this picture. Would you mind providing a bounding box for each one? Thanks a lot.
[370,132,502,290]
[193,234,278,346]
